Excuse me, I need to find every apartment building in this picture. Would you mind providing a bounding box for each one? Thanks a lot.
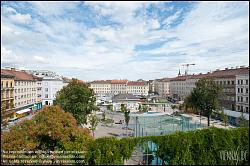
[1,73,15,120]
[90,80,150,96]
[169,66,249,111]
[111,80,128,94]
[1,69,38,116]
[42,76,64,106]
[169,75,188,100]
[90,80,111,95]
[27,70,69,106]
[33,75,43,111]
[127,81,149,96]
[236,73,249,113]
[154,78,171,97]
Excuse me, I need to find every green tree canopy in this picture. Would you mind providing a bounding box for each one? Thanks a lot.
[54,79,97,125]
[184,78,223,126]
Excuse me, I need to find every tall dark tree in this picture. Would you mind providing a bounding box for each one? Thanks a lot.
[184,78,222,126]
[54,79,97,125]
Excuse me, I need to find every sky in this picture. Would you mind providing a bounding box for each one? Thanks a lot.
[1,1,249,81]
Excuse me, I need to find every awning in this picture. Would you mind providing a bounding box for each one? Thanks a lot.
[16,108,31,114]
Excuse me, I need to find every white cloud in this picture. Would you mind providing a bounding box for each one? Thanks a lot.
[33,56,46,63]
[9,13,31,24]
[1,1,249,80]
[29,1,80,16]
[1,47,23,64]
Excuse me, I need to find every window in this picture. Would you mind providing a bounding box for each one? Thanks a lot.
[246,107,249,113]
[241,106,243,112]
[6,81,8,88]
[241,80,243,85]
[241,97,243,102]
[241,88,243,93]
[227,81,230,85]
[238,80,240,84]
[10,82,12,87]
[231,81,234,85]
[238,106,240,111]
[246,97,249,103]
[45,94,48,98]
[238,96,240,102]
[246,88,248,94]
[246,80,249,85]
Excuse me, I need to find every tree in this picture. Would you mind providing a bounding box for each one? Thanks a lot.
[1,101,8,128]
[107,104,114,127]
[1,106,92,152]
[142,105,149,113]
[121,104,130,135]
[54,79,97,125]
[184,78,222,126]
[220,110,229,126]
[89,113,99,138]
[239,112,249,127]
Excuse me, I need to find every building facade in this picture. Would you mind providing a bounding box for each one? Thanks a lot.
[1,73,15,120]
[127,81,149,96]
[154,78,171,97]
[169,66,249,112]
[42,76,64,106]
[1,68,40,117]
[90,80,111,95]
[236,73,249,113]
[90,80,149,96]
[26,70,69,106]
[111,80,128,94]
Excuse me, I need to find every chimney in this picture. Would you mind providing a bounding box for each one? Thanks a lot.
[11,68,15,71]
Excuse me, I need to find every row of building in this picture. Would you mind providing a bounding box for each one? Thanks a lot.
[89,66,249,114]
[169,66,249,113]
[90,80,149,96]
[1,68,72,121]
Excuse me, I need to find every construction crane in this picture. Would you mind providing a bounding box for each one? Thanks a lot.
[182,63,195,76]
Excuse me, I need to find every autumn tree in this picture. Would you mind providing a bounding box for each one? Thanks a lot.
[1,106,92,152]
[1,101,8,128]
[54,79,98,125]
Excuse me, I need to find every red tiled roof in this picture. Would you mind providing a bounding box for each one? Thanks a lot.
[1,69,35,81]
[170,75,188,81]
[208,68,249,78]
[91,80,111,84]
[170,67,249,81]
[111,80,128,84]
[127,81,147,86]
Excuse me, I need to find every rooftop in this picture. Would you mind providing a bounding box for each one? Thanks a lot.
[127,81,147,86]
[1,69,36,81]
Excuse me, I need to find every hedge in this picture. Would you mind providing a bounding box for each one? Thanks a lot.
[85,127,249,165]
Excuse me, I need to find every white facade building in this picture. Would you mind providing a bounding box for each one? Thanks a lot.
[42,77,64,106]
[236,73,249,113]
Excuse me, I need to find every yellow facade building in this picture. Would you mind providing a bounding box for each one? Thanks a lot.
[1,73,15,122]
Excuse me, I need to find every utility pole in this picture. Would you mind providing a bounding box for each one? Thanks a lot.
[181,63,195,76]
